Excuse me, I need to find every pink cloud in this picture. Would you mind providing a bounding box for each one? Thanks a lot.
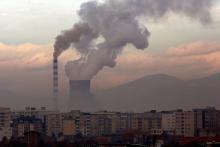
[0,43,79,70]
[93,41,220,90]
[0,41,220,91]
[167,41,220,56]
[0,43,52,69]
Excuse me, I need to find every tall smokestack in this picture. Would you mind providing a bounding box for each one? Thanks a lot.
[53,53,58,110]
[54,0,213,82]
[53,0,214,111]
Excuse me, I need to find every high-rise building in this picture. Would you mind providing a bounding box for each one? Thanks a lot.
[130,111,162,135]
[174,110,195,137]
[0,107,12,140]
[12,107,61,137]
[194,107,220,136]
[11,116,43,138]
[63,110,81,134]
[161,112,175,135]
[63,111,93,136]
[79,113,92,136]
[91,111,117,136]
[131,113,144,131]
[119,113,132,132]
[62,111,123,137]
[145,111,162,131]
[45,112,62,137]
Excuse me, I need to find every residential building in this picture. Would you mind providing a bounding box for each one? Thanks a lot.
[0,107,12,140]
[131,113,144,131]
[12,107,62,137]
[174,110,195,137]
[45,112,62,137]
[11,116,43,137]
[161,112,176,135]
[130,111,162,135]
[91,111,121,136]
[119,113,132,132]
[194,107,220,136]
[63,110,81,134]
[63,119,76,136]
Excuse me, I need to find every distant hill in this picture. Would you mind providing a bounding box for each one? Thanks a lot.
[95,73,220,112]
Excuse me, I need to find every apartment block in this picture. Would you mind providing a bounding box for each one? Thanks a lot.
[174,110,195,137]
[130,111,162,135]
[119,113,132,132]
[63,110,81,134]
[12,107,62,137]
[6,107,220,138]
[131,113,145,131]
[194,107,220,136]
[63,119,76,136]
[79,113,92,136]
[161,112,175,135]
[0,107,12,140]
[91,111,117,136]
[45,112,62,137]
[11,116,43,137]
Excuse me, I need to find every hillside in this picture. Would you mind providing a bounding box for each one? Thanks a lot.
[95,74,220,112]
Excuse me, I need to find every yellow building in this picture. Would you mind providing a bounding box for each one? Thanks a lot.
[63,119,76,136]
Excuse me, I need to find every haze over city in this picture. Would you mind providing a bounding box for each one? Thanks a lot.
[0,0,220,111]
[2,1,220,147]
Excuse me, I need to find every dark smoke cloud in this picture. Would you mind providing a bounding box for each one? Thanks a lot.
[54,23,98,57]
[54,0,213,80]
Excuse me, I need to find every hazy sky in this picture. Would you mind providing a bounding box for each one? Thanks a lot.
[0,0,219,49]
[0,0,220,110]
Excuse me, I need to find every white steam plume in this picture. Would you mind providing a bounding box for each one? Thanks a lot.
[54,0,213,80]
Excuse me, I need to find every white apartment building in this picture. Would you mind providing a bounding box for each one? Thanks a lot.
[161,112,176,134]
[162,110,195,137]
[174,110,195,137]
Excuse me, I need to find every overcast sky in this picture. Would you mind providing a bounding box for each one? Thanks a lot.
[0,0,220,110]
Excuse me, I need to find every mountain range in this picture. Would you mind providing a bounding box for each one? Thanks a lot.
[95,73,220,112]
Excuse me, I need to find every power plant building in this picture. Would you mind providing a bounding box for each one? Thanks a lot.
[69,80,96,112]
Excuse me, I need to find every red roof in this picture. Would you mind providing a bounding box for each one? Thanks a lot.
[177,137,220,145]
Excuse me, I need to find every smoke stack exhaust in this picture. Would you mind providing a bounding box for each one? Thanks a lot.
[54,0,213,82]
[53,0,214,111]
[53,53,58,110]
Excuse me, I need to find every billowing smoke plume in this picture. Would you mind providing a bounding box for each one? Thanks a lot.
[54,0,213,80]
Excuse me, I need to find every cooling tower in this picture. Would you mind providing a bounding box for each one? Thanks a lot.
[68,80,96,112]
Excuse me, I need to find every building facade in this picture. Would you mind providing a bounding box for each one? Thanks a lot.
[174,110,195,137]
[0,107,12,140]
[6,107,220,138]
[45,112,62,137]
[194,107,220,136]
[161,112,175,135]
[11,116,43,138]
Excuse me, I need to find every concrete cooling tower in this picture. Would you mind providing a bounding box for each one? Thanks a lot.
[68,80,96,112]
